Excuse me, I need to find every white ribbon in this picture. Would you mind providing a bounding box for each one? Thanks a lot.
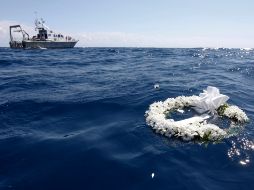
[192,86,229,114]
[174,114,210,125]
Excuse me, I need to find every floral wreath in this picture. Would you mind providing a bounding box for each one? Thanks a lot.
[145,86,249,141]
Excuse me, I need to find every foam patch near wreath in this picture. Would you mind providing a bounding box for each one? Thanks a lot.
[145,86,249,141]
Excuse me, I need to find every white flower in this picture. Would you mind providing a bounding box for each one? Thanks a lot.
[224,105,249,122]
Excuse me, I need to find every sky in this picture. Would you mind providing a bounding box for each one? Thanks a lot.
[1,0,254,47]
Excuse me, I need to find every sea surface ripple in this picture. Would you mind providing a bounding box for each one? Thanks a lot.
[0,48,254,190]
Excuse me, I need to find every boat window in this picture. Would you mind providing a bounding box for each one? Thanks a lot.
[58,34,60,38]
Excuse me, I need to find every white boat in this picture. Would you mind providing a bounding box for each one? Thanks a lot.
[9,18,78,49]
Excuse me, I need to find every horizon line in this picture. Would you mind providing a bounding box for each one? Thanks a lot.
[0,46,253,49]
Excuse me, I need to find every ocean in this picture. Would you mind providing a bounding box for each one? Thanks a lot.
[0,47,253,190]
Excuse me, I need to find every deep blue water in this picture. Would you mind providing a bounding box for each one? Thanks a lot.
[0,47,254,190]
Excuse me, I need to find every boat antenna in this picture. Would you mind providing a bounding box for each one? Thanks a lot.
[34,11,39,31]
[34,11,38,20]
[33,12,50,31]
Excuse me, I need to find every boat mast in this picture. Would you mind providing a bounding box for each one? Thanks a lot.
[34,12,50,31]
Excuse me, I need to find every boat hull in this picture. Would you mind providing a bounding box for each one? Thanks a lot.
[10,40,78,49]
